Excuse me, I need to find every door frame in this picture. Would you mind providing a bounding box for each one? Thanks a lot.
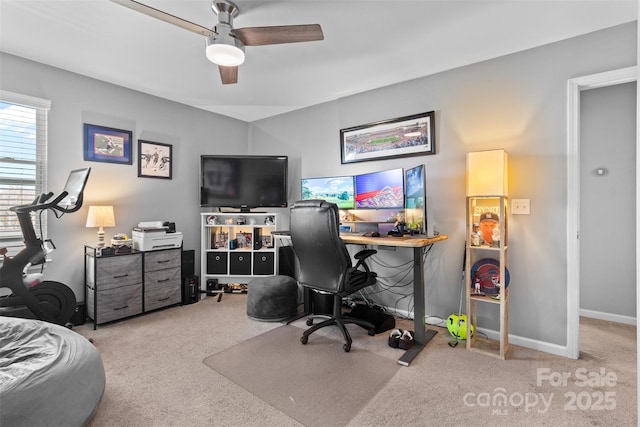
[566,65,637,359]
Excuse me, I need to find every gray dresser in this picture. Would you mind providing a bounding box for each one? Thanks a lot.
[85,246,181,329]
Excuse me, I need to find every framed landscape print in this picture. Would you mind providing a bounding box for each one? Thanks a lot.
[138,140,172,179]
[83,124,132,164]
[340,111,435,164]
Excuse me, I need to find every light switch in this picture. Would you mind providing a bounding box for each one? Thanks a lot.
[511,199,530,215]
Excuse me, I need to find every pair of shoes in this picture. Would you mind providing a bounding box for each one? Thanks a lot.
[399,330,415,350]
[388,329,403,348]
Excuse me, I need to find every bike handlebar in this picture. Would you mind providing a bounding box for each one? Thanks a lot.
[10,190,84,215]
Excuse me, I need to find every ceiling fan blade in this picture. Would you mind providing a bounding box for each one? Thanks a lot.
[110,0,215,37]
[219,66,238,85]
[233,24,323,46]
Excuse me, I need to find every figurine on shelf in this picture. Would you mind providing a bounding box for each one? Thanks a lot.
[470,223,481,246]
[491,227,501,248]
[479,211,499,245]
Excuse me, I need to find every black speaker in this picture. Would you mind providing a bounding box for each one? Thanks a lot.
[279,246,297,278]
[181,249,195,278]
[71,303,86,326]
[182,275,200,305]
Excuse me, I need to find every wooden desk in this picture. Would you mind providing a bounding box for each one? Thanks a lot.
[341,233,448,366]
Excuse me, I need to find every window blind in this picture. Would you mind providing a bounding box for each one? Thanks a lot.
[0,91,50,256]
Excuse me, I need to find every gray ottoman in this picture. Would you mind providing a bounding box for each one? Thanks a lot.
[247,275,299,321]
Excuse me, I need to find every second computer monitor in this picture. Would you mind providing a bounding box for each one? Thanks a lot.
[354,168,404,209]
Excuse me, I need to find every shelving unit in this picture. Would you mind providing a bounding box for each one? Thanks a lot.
[465,196,509,359]
[200,212,278,296]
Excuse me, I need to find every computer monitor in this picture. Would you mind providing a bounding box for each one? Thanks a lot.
[354,168,404,209]
[405,164,425,232]
[301,175,355,209]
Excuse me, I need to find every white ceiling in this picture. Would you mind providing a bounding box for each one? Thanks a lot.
[0,1,637,122]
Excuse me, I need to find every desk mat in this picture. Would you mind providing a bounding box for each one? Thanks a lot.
[203,325,400,427]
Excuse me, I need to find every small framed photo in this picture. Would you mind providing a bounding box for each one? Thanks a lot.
[83,124,133,164]
[261,235,273,248]
[138,140,172,179]
[236,232,252,249]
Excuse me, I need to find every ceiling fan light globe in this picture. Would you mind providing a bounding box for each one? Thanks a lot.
[206,37,245,66]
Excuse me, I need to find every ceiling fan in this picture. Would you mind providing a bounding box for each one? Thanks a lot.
[110,0,324,84]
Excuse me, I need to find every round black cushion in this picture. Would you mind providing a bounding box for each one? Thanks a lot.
[247,275,298,322]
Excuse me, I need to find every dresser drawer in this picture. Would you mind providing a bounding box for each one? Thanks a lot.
[145,271,182,312]
[87,253,142,290]
[144,249,181,272]
[87,283,143,324]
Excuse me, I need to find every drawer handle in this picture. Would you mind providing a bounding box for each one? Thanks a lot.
[158,296,170,302]
[157,260,170,264]
[158,278,170,283]
[238,256,244,261]
[113,305,129,311]
[113,274,129,279]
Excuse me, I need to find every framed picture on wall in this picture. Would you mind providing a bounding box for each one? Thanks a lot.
[340,111,436,164]
[138,140,172,179]
[83,124,133,164]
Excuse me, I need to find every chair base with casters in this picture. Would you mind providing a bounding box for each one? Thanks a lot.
[300,294,376,352]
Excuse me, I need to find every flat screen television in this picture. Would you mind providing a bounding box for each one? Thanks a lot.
[405,164,425,232]
[354,168,404,209]
[200,155,288,211]
[301,175,355,209]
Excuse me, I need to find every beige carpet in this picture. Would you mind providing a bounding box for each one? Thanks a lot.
[203,325,400,427]
[75,295,636,426]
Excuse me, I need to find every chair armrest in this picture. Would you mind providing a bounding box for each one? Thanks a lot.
[353,249,376,273]
[354,249,376,260]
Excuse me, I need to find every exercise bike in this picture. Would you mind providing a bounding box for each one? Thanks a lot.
[0,168,91,328]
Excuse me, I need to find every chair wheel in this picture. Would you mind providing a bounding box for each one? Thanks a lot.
[368,329,375,336]
[300,336,308,345]
[306,318,314,326]
[343,343,351,352]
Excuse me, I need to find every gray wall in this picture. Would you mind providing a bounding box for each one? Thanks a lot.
[0,21,636,353]
[0,53,249,298]
[249,22,637,350]
[580,82,637,320]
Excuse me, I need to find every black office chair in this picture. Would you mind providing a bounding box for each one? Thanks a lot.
[290,200,378,352]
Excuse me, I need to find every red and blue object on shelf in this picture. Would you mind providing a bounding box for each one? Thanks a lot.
[471,258,510,295]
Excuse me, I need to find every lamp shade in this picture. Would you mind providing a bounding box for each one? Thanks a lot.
[206,34,245,66]
[86,206,116,228]
[466,149,508,196]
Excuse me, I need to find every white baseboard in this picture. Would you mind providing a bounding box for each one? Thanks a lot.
[381,305,573,358]
[579,308,637,325]
[475,327,571,358]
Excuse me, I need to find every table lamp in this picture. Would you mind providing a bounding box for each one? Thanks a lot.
[86,205,116,247]
[466,149,508,196]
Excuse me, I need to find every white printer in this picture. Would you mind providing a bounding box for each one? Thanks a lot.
[132,221,183,251]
